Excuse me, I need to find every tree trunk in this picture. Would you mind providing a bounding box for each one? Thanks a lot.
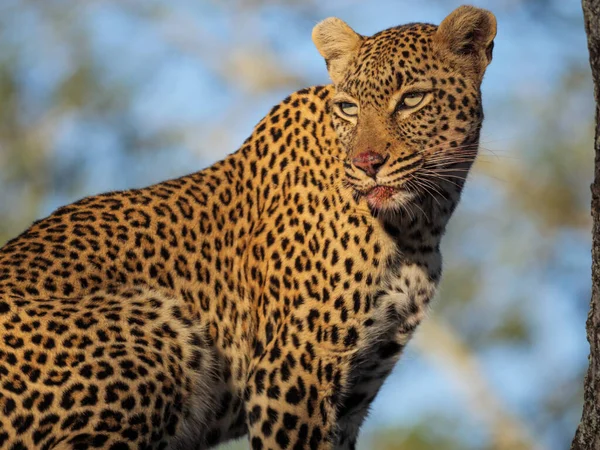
[572,1,600,449]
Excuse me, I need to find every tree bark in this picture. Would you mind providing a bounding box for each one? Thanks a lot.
[572,1,600,449]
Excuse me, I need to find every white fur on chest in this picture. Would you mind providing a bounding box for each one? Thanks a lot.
[372,260,439,346]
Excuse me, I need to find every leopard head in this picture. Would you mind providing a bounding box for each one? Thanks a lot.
[313,6,496,213]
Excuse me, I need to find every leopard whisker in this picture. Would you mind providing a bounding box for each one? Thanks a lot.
[418,170,466,189]
[409,177,447,205]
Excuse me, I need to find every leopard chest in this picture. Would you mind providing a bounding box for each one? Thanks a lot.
[328,230,441,436]
[331,216,439,368]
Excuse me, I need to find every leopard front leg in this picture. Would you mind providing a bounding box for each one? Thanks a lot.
[244,329,353,450]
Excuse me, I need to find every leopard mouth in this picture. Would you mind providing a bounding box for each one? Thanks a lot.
[365,185,399,202]
[352,184,413,211]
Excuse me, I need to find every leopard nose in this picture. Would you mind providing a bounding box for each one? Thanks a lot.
[352,151,387,178]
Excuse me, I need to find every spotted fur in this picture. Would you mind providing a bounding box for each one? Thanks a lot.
[0,6,495,450]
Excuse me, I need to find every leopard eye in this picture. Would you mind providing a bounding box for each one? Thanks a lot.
[338,102,358,117]
[397,92,426,110]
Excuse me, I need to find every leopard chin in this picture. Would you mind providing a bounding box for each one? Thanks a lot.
[363,186,416,213]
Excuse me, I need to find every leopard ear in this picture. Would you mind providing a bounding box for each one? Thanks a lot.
[312,17,363,85]
[436,6,497,77]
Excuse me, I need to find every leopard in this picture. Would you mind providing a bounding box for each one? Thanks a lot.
[0,5,496,450]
